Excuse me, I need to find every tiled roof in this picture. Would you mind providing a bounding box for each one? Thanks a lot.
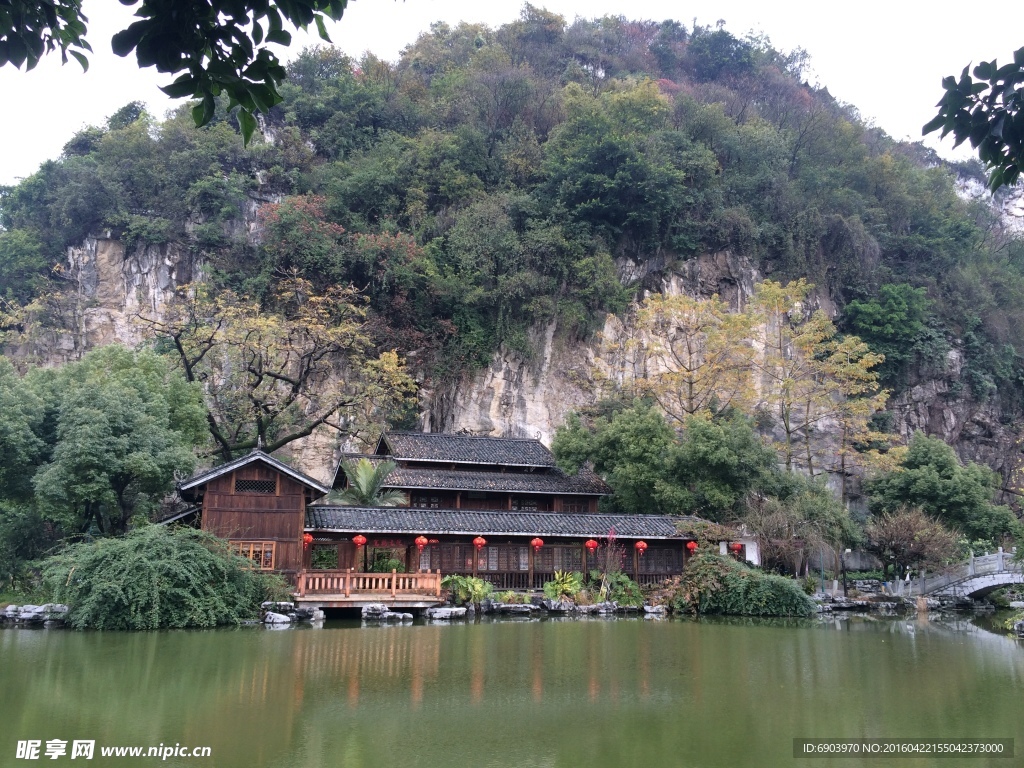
[385,466,611,495]
[378,431,557,467]
[177,450,330,501]
[306,506,699,540]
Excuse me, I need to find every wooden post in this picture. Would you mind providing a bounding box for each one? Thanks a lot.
[632,547,639,578]
[391,569,398,597]
[345,568,352,597]
[297,570,306,597]
[436,569,441,597]
[528,545,535,588]
[472,548,478,577]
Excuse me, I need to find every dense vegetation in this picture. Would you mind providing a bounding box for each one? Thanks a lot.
[42,526,286,630]
[670,552,816,617]
[1,9,1022,404]
[0,346,207,586]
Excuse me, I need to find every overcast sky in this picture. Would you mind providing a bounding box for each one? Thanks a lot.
[1,0,1021,186]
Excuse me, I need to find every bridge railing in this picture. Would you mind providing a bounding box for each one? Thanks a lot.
[906,552,1021,596]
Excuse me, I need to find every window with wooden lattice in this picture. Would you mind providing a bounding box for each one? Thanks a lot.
[230,541,276,569]
[234,478,277,494]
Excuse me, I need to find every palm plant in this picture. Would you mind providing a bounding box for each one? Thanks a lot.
[332,458,408,507]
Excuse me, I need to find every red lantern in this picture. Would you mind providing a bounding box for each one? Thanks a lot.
[473,536,487,550]
[352,534,367,548]
[635,540,648,556]
[415,535,429,552]
[530,537,544,552]
[686,541,698,553]
[584,539,599,552]
[302,532,314,548]
[729,542,743,553]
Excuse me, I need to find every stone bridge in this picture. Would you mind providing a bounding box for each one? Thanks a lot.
[908,552,1023,599]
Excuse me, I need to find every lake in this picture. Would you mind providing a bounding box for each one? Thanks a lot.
[3,614,1022,767]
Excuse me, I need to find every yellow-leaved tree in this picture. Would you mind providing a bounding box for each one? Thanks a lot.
[595,279,890,486]
[749,279,889,479]
[141,277,417,460]
[631,292,754,426]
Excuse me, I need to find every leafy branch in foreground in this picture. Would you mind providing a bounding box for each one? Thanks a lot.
[924,47,1024,191]
[1,0,351,143]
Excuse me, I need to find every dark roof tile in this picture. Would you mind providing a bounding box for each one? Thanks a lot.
[385,466,610,495]
[306,506,697,540]
[379,431,557,467]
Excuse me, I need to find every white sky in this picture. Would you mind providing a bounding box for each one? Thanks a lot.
[1,0,1021,186]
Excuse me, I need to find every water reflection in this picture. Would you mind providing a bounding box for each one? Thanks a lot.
[2,616,1022,768]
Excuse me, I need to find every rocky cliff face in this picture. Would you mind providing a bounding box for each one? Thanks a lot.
[434,250,1023,502]
[431,250,761,444]
[15,228,1022,496]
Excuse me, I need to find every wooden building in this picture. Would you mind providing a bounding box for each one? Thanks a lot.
[178,451,331,581]
[314,432,696,588]
[177,432,758,595]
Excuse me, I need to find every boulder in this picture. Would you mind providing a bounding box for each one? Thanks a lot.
[264,612,292,624]
[541,599,572,612]
[426,607,467,620]
[19,605,47,623]
[498,604,533,615]
[262,601,296,613]
[643,604,668,615]
[1013,619,1024,638]
[361,603,391,619]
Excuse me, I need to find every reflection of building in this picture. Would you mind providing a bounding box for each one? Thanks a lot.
[178,431,759,590]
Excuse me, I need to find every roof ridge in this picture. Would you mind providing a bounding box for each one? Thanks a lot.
[387,430,545,442]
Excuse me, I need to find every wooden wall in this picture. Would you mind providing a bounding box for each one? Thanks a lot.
[201,464,306,575]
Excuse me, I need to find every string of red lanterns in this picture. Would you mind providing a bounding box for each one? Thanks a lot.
[729,542,743,553]
[415,535,429,553]
[302,532,313,548]
[686,540,698,553]
[634,540,647,556]
[530,537,544,552]
[352,534,367,548]
[472,536,487,550]
[584,539,599,552]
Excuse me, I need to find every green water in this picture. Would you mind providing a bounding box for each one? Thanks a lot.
[2,615,1022,768]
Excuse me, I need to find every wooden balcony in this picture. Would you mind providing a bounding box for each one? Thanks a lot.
[294,568,444,609]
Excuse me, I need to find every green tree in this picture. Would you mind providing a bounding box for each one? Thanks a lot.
[1,0,351,142]
[842,283,939,386]
[866,432,1021,547]
[553,402,678,515]
[554,402,780,520]
[30,345,207,536]
[333,458,408,507]
[665,411,780,521]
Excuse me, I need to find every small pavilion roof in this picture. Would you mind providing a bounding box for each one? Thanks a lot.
[178,450,330,502]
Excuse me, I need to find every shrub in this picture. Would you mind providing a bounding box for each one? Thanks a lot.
[587,569,644,606]
[671,553,815,617]
[543,570,583,601]
[41,526,283,630]
[441,575,493,605]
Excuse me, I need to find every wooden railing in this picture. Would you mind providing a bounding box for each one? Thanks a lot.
[296,569,442,598]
